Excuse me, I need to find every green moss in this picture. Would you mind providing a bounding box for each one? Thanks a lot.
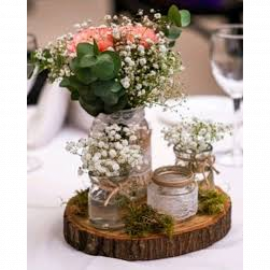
[124,203,174,238]
[198,188,228,215]
[69,189,88,216]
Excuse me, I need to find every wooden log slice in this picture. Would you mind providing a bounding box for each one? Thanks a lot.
[64,188,231,261]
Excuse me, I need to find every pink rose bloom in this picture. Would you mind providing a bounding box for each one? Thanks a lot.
[67,26,158,54]
[68,27,113,53]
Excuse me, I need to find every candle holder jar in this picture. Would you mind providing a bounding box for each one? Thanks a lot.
[173,144,215,190]
[147,166,198,221]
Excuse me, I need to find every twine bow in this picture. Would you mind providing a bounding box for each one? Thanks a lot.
[193,155,220,182]
[93,171,152,207]
[176,153,219,183]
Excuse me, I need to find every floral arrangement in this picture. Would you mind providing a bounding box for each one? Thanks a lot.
[31,5,190,116]
[66,123,145,178]
[162,117,231,154]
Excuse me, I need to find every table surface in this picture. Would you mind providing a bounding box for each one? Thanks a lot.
[27,96,243,270]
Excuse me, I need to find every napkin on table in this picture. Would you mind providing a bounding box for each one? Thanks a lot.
[27,81,70,149]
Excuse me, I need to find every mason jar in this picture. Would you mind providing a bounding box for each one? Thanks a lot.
[147,166,198,221]
[88,175,128,230]
[173,144,215,190]
[90,107,152,198]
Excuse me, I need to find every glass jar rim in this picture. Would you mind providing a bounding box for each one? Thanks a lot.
[98,106,145,116]
[89,173,129,183]
[173,143,213,157]
[152,166,195,188]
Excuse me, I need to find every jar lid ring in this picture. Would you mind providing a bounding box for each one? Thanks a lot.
[152,166,195,188]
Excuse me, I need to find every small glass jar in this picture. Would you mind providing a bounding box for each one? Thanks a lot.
[174,144,215,190]
[88,175,127,230]
[147,166,198,221]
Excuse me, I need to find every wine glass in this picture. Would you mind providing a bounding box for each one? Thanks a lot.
[27,33,42,173]
[210,24,243,167]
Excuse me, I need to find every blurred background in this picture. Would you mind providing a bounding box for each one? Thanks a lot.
[27,0,243,103]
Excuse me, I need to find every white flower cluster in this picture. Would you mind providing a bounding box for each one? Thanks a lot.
[66,124,145,178]
[116,39,182,107]
[108,11,184,107]
[32,35,73,81]
[162,117,231,154]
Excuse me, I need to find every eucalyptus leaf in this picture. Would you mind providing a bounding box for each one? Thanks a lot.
[78,87,97,103]
[168,5,181,27]
[102,51,121,76]
[167,25,181,39]
[76,68,98,84]
[180,10,191,27]
[92,80,121,105]
[76,43,94,58]
[79,55,97,68]
[70,58,80,72]
[104,94,128,114]
[92,54,115,81]
[79,97,103,116]
[110,81,123,93]
[60,76,85,92]
[71,90,80,100]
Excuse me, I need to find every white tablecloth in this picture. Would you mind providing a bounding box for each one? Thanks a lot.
[27,96,243,270]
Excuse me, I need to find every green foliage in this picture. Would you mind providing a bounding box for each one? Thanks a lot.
[69,190,174,238]
[179,10,191,27]
[124,203,174,238]
[76,43,95,57]
[168,5,191,28]
[166,26,182,40]
[162,5,191,41]
[60,42,127,116]
[70,189,89,216]
[168,5,182,27]
[198,188,228,215]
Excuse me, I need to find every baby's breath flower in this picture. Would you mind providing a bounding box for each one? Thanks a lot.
[120,77,130,89]
[139,58,147,66]
[112,28,121,39]
[162,117,231,153]
[138,9,143,16]
[66,124,144,177]
[104,14,112,21]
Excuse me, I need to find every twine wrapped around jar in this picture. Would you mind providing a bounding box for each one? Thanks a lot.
[173,144,219,190]
[91,170,152,207]
[152,166,195,188]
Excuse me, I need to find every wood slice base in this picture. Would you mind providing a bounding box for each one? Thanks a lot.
[64,188,231,261]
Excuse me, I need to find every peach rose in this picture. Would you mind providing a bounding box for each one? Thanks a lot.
[67,26,158,54]
[68,27,113,53]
